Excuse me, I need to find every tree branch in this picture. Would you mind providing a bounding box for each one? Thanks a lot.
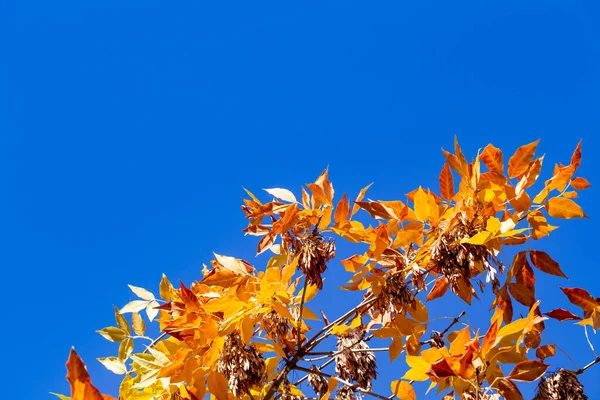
[292,365,391,400]
[576,356,600,375]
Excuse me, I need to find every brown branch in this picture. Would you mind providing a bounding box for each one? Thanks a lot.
[420,310,466,346]
[292,365,391,400]
[297,277,309,350]
[264,295,375,400]
[576,356,600,375]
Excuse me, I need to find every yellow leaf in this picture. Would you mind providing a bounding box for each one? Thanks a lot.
[390,380,416,400]
[461,231,491,245]
[118,338,134,361]
[546,197,587,219]
[113,306,130,336]
[159,274,173,301]
[131,312,146,336]
[97,357,127,375]
[413,187,431,222]
[96,327,127,343]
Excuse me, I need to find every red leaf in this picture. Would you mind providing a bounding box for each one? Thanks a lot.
[529,251,567,279]
[439,162,455,200]
[545,308,582,321]
[560,287,600,315]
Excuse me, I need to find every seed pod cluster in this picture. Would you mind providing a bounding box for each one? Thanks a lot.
[286,230,336,290]
[217,333,266,398]
[335,330,377,391]
[335,386,356,400]
[430,213,502,290]
[533,369,588,400]
[378,272,416,314]
[262,310,289,340]
[307,365,328,397]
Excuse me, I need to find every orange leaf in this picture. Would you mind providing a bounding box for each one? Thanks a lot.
[570,139,582,169]
[207,370,229,400]
[571,177,591,190]
[529,251,566,279]
[546,197,587,219]
[426,277,449,301]
[492,377,524,400]
[334,193,350,224]
[481,143,504,173]
[439,162,454,200]
[545,308,582,321]
[481,318,499,357]
[66,348,114,400]
[560,287,600,313]
[507,360,549,382]
[536,344,556,360]
[508,139,540,178]
[351,183,373,216]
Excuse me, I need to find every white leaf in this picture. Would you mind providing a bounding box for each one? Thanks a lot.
[213,253,250,275]
[128,285,155,301]
[97,357,127,375]
[146,300,160,322]
[264,188,297,203]
[121,300,150,313]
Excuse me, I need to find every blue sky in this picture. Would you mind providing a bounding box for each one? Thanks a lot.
[2,1,600,399]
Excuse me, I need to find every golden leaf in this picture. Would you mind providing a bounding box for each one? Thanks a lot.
[390,380,416,400]
[546,197,587,219]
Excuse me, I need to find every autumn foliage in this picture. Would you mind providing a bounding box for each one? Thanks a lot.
[55,138,599,400]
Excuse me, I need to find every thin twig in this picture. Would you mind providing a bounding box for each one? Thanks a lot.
[142,332,168,354]
[304,347,389,362]
[420,310,465,346]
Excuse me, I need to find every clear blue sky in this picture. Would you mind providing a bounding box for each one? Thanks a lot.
[2,1,600,399]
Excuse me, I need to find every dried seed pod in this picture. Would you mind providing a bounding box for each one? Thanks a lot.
[335,330,377,391]
[335,386,356,400]
[307,365,328,397]
[429,212,503,291]
[533,369,588,400]
[377,272,416,314]
[262,310,289,340]
[286,230,336,289]
[280,379,304,400]
[217,333,266,398]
